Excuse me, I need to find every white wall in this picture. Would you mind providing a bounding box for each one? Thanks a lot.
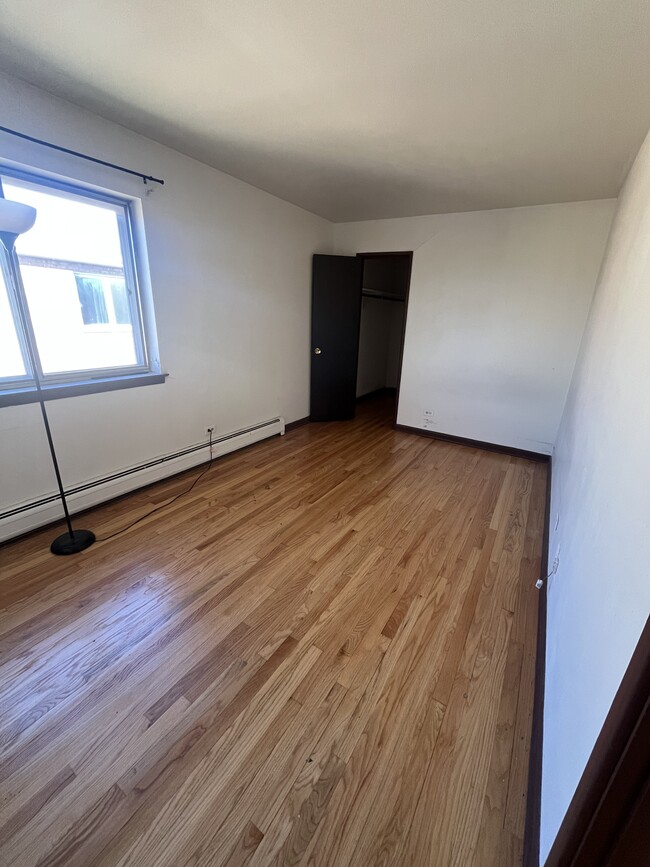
[0,72,332,534]
[357,298,392,396]
[356,299,403,397]
[541,130,650,862]
[386,303,405,388]
[335,200,615,453]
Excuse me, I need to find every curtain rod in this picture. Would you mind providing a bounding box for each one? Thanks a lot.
[0,125,165,186]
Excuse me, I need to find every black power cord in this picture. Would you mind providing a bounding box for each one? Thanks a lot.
[96,431,215,542]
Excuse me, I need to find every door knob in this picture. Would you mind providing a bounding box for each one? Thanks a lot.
[314,347,322,355]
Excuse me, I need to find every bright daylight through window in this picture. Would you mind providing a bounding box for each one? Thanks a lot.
[0,169,160,403]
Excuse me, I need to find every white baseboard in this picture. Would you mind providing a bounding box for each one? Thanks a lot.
[0,416,285,543]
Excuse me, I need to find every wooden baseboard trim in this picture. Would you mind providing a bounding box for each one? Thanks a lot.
[394,423,550,463]
[284,416,311,432]
[523,458,552,866]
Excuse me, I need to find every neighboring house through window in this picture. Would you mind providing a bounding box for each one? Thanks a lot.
[75,276,109,325]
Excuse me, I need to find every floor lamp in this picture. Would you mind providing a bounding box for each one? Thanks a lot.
[1,197,96,555]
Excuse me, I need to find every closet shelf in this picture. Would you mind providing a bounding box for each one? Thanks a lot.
[362,288,405,302]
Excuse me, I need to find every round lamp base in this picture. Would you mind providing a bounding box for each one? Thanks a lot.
[50,529,96,556]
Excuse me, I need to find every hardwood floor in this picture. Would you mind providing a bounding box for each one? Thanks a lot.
[0,397,547,866]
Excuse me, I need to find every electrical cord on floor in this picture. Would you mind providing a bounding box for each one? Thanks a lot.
[96,431,215,542]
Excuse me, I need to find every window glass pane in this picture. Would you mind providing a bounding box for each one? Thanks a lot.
[0,261,27,378]
[76,276,109,325]
[4,179,140,375]
[110,280,131,325]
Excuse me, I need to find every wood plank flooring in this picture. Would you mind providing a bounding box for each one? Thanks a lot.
[0,397,547,866]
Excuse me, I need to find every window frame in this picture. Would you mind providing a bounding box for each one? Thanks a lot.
[0,250,33,386]
[0,166,163,405]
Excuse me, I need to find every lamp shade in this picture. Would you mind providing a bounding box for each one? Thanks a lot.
[0,197,36,252]
[0,197,37,236]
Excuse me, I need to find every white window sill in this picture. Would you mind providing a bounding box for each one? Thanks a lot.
[0,371,167,407]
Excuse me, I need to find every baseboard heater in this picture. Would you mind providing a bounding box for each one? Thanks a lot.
[0,416,285,543]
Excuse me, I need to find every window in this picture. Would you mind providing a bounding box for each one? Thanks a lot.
[0,167,162,405]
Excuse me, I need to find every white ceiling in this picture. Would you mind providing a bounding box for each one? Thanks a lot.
[0,0,649,222]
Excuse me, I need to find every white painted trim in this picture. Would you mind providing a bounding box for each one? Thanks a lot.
[1,416,285,542]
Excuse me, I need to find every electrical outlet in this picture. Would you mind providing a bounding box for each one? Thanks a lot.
[423,409,435,428]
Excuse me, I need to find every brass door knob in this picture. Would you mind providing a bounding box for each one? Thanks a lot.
[314,347,322,355]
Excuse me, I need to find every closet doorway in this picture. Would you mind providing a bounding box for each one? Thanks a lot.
[356,252,411,423]
[309,251,412,424]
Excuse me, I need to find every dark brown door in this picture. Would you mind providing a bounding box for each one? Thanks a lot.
[605,776,650,866]
[310,254,362,421]
[541,618,650,867]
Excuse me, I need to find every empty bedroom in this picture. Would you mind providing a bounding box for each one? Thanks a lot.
[0,2,648,866]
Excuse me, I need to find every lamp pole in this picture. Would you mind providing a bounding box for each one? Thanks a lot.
[33,381,96,555]
[1,216,95,555]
